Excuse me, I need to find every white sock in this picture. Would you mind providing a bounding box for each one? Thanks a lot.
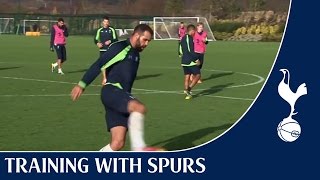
[99,144,114,152]
[52,62,58,67]
[58,68,62,72]
[128,112,146,151]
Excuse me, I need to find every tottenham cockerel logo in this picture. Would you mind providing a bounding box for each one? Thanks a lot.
[277,69,307,142]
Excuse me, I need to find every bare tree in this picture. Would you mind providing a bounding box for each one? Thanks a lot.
[249,0,266,11]
[164,0,184,16]
[200,0,240,19]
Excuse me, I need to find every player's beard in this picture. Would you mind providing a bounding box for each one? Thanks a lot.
[135,37,146,52]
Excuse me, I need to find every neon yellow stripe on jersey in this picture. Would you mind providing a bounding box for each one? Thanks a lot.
[78,81,87,89]
[186,35,191,52]
[101,45,131,70]
[110,27,117,40]
[106,82,123,89]
[181,61,198,67]
[95,28,103,41]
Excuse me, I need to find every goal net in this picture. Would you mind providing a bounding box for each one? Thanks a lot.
[0,18,15,34]
[116,28,134,39]
[21,20,56,35]
[152,17,216,41]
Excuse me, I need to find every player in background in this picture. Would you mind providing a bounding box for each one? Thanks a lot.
[71,24,163,152]
[50,18,69,75]
[178,22,186,57]
[180,24,201,100]
[193,22,209,83]
[94,16,118,85]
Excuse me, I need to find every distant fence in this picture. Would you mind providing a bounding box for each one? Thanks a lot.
[0,13,153,36]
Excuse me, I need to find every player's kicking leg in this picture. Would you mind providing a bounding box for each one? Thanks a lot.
[99,85,164,151]
[127,100,164,151]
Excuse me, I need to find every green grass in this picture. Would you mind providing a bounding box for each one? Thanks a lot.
[0,35,280,151]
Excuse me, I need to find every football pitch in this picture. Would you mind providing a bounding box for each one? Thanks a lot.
[0,35,280,151]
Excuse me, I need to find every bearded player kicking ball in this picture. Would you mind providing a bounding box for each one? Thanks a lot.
[71,24,163,152]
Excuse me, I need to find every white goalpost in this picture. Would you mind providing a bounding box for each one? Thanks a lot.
[115,28,134,39]
[151,17,216,41]
[0,18,15,34]
[21,19,56,35]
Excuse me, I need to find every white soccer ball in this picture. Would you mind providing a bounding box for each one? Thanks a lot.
[277,118,301,142]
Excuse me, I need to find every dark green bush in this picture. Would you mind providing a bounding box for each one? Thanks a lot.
[213,31,234,40]
[277,23,286,33]
[210,21,245,33]
[261,33,283,42]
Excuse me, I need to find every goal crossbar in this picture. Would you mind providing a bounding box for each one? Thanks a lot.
[152,17,216,41]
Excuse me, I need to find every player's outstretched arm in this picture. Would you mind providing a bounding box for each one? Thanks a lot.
[70,56,109,101]
[71,85,84,101]
[72,43,123,98]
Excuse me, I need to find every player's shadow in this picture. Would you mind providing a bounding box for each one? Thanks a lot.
[151,123,233,150]
[67,69,88,74]
[193,83,234,98]
[136,73,162,80]
[0,66,23,71]
[202,72,234,82]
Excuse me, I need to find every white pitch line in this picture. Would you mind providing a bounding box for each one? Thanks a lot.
[141,66,265,90]
[204,69,265,89]
[203,95,254,101]
[0,64,265,89]
[0,94,99,97]
[0,92,172,97]
[0,93,254,101]
[1,75,260,93]
[0,76,255,101]
[0,76,77,85]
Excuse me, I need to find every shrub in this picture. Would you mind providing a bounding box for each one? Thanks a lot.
[261,33,283,42]
[210,21,245,33]
[277,23,286,33]
[213,31,234,40]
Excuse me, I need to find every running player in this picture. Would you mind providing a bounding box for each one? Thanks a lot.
[50,18,69,75]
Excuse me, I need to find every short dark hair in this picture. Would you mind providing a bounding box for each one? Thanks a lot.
[197,22,204,26]
[103,16,109,20]
[57,18,64,22]
[133,24,153,36]
[187,24,196,32]
[180,22,184,24]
